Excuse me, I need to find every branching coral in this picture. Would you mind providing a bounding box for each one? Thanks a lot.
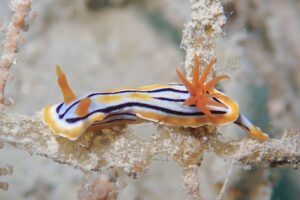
[78,172,127,200]
[0,0,31,193]
[0,141,13,191]
[181,0,226,80]
[0,164,13,191]
[0,0,32,108]
[0,0,299,200]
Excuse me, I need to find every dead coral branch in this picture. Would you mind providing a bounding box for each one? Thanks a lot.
[0,111,299,175]
[226,130,300,168]
[0,0,32,108]
[181,0,226,80]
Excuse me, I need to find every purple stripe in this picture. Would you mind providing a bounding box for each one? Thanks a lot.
[57,88,188,119]
[153,97,186,102]
[65,102,226,123]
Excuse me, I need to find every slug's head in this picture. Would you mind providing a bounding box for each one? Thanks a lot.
[42,66,104,141]
[56,65,93,118]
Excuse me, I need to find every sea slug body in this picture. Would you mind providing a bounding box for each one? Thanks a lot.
[43,54,269,141]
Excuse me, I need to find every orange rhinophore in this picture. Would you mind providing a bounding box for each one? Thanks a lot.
[56,65,77,105]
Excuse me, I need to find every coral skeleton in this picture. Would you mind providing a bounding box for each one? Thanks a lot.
[0,0,32,108]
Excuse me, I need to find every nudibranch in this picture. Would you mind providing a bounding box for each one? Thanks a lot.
[42,55,269,141]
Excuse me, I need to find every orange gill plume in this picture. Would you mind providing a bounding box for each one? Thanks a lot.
[176,54,230,116]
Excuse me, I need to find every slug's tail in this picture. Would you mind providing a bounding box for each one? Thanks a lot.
[234,113,269,141]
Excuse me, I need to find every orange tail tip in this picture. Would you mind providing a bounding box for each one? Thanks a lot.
[234,114,269,141]
[56,65,77,105]
[247,126,269,141]
[176,54,230,116]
